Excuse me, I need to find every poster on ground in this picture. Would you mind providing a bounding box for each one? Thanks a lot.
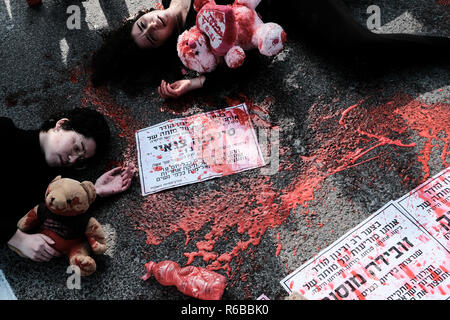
[280,167,450,300]
[136,104,266,196]
[396,167,449,250]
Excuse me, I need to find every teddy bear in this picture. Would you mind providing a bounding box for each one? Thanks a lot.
[10,176,107,276]
[177,0,286,73]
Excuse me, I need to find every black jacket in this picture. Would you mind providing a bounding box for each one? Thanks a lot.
[0,117,59,244]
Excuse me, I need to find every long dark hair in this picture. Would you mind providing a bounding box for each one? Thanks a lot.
[90,7,181,95]
[41,108,111,160]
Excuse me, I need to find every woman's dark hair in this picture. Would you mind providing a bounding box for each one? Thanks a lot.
[91,7,181,94]
[40,108,111,160]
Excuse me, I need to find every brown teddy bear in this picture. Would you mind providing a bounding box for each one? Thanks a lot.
[10,176,107,276]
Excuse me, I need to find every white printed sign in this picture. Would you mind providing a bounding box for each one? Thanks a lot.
[0,270,16,300]
[136,104,265,196]
[397,167,450,250]
[280,191,450,299]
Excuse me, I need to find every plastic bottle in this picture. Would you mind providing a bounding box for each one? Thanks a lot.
[142,260,227,300]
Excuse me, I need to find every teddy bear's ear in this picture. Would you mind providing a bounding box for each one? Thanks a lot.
[80,181,96,205]
[51,175,62,183]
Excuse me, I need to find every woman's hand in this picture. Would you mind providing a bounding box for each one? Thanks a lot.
[95,166,134,197]
[158,76,205,99]
[158,79,192,99]
[8,230,61,262]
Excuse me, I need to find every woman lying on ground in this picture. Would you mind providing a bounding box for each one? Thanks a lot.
[1,108,133,262]
[91,0,450,98]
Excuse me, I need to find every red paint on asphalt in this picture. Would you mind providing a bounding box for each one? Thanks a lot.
[78,70,449,281]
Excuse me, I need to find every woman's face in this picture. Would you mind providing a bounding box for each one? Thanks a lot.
[43,119,97,168]
[131,9,177,49]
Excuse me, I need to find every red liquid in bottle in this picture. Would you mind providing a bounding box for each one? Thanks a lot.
[142,260,227,300]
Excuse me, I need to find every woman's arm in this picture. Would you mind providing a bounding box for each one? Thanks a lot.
[3,205,61,262]
[7,229,61,262]
[158,48,262,99]
[158,75,206,99]
[94,165,134,198]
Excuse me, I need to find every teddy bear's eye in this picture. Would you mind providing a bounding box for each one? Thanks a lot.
[195,51,199,55]
[66,199,72,204]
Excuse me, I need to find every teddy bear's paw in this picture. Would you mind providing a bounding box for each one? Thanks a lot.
[90,240,107,255]
[71,255,96,276]
[257,23,286,57]
[225,46,246,68]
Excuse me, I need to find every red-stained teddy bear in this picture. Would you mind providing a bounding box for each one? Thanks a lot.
[177,0,286,73]
[9,176,107,276]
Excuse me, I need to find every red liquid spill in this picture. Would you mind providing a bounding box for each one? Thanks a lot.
[275,232,282,257]
[81,83,143,169]
[401,265,416,280]
[135,94,447,275]
[393,95,449,181]
[436,0,450,6]
[77,67,448,279]
[155,2,165,10]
